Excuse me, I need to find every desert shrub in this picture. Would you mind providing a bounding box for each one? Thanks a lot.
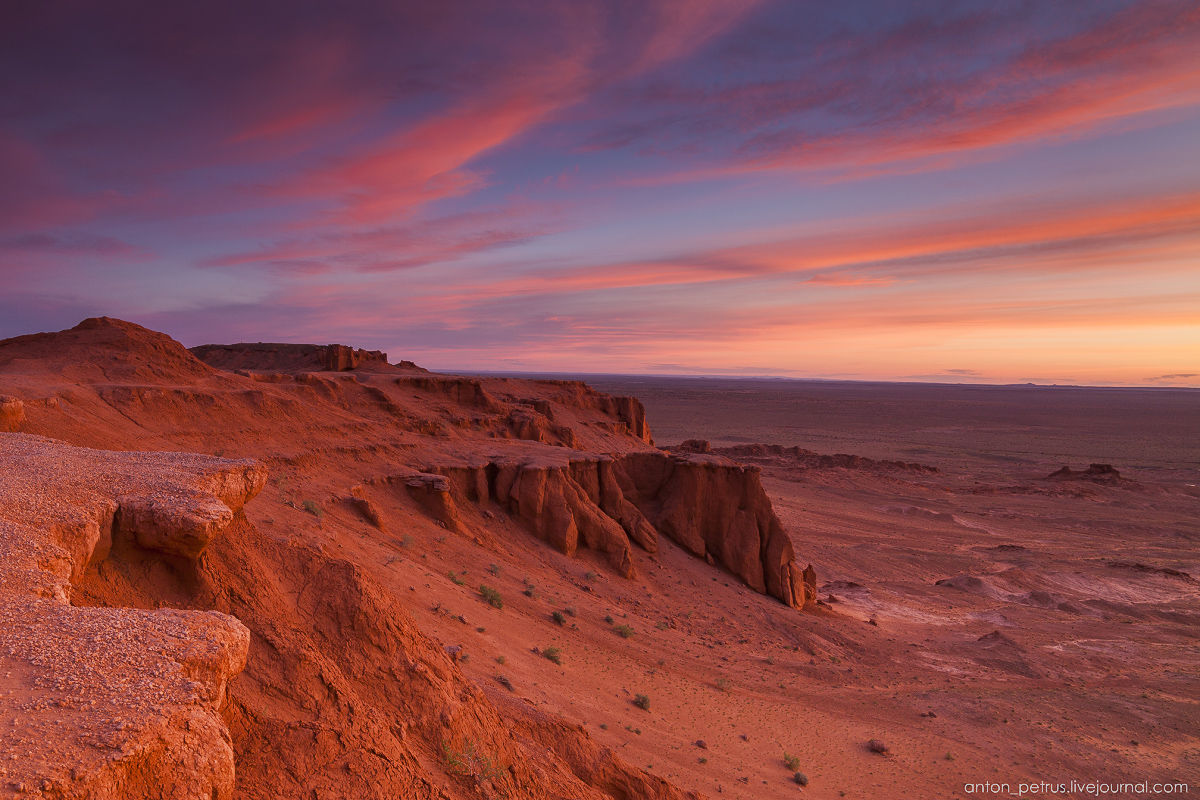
[604,615,614,624]
[523,583,536,598]
[551,610,566,625]
[793,772,808,786]
[495,675,513,691]
[698,757,707,764]
[563,606,576,617]
[633,693,650,711]
[585,571,597,581]
[655,621,668,630]
[448,571,465,586]
[495,655,506,665]
[615,624,635,639]
[543,646,562,665]
[867,738,889,754]
[784,753,800,770]
[301,499,323,517]
[489,563,501,575]
[442,739,506,783]
[716,677,732,693]
[399,534,414,548]
[479,585,503,608]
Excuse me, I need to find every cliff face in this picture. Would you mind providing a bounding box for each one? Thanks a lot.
[190,342,391,373]
[392,452,814,608]
[0,318,814,799]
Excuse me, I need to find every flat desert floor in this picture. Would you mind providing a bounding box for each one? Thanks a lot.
[443,376,1199,799]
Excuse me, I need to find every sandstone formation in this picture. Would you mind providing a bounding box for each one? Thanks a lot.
[190,342,390,373]
[371,451,813,607]
[0,317,819,799]
[0,394,23,431]
[1046,463,1121,481]
[0,434,261,799]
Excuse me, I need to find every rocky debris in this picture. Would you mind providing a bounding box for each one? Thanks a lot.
[1046,463,1122,481]
[190,341,389,372]
[867,739,890,754]
[0,394,23,430]
[0,433,260,799]
[687,442,939,474]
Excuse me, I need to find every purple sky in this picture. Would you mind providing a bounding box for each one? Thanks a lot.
[2,1,1198,384]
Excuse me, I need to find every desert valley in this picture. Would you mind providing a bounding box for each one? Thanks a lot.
[0,318,1195,800]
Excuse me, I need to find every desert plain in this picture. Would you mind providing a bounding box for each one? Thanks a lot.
[0,319,1196,800]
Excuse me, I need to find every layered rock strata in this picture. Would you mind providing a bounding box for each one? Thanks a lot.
[190,342,389,373]
[374,450,815,608]
[0,434,264,799]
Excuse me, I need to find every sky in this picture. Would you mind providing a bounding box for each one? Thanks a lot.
[2,0,1198,386]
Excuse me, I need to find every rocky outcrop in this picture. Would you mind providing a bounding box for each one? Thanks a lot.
[0,394,23,431]
[1047,463,1121,481]
[0,433,261,799]
[190,342,389,373]
[374,449,812,607]
[395,375,500,410]
[680,442,939,474]
[515,380,653,444]
[621,452,815,608]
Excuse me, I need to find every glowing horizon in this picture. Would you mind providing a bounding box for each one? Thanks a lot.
[2,1,1198,386]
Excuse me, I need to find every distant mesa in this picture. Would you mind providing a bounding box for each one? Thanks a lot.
[1046,463,1121,481]
[190,341,405,373]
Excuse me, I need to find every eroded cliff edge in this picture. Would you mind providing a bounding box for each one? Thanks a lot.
[0,434,262,798]
[0,318,817,799]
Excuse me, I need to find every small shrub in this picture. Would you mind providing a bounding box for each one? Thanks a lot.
[523,584,536,598]
[476,626,486,633]
[448,571,465,586]
[793,772,808,786]
[442,739,506,783]
[551,611,566,626]
[867,738,889,754]
[945,752,954,761]
[563,606,576,617]
[784,753,800,770]
[399,534,414,549]
[496,675,513,691]
[655,621,668,631]
[301,499,323,518]
[585,571,597,581]
[698,757,707,764]
[479,585,503,608]
[716,677,732,693]
[543,646,562,665]
[495,655,506,665]
[604,615,614,624]
[615,624,635,639]
[489,563,502,576]
[633,694,650,711]
[599,723,607,730]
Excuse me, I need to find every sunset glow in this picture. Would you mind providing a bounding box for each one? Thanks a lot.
[2,1,1198,384]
